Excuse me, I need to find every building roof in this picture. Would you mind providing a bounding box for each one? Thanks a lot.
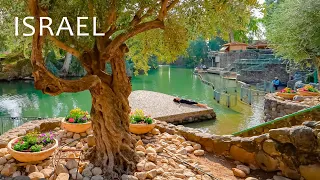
[223,42,248,46]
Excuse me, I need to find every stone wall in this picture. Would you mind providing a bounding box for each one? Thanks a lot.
[264,93,310,121]
[238,64,289,84]
[156,120,320,180]
[0,118,62,148]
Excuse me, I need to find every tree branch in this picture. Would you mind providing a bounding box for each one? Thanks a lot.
[158,0,169,21]
[107,20,165,53]
[167,0,179,11]
[48,36,81,58]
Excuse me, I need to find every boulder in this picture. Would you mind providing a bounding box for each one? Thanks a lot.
[230,145,257,166]
[56,173,69,180]
[1,164,17,176]
[232,168,246,178]
[56,164,68,174]
[299,164,320,180]
[269,128,291,144]
[66,159,78,170]
[87,135,96,147]
[263,139,280,156]
[255,151,278,172]
[194,150,204,156]
[40,168,53,178]
[236,165,250,175]
[91,175,103,180]
[92,167,102,176]
[28,172,45,180]
[290,126,316,151]
[121,174,138,180]
[134,172,147,180]
[146,169,157,179]
[144,162,156,171]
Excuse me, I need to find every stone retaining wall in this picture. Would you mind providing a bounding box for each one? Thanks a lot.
[156,121,320,180]
[0,118,62,148]
[264,93,309,121]
[236,105,320,137]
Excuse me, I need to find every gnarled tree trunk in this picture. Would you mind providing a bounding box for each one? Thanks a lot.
[87,46,137,179]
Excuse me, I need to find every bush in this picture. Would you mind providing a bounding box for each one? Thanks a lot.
[130,109,153,124]
[66,107,90,123]
[13,132,55,152]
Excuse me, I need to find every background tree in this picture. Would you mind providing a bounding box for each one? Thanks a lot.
[266,0,320,85]
[0,0,257,177]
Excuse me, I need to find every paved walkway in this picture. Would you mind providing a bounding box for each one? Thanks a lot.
[129,90,215,123]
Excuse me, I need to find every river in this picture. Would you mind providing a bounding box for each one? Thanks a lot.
[0,66,265,134]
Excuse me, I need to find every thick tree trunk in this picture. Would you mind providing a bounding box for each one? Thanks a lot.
[88,47,137,179]
[316,57,320,89]
[60,52,72,76]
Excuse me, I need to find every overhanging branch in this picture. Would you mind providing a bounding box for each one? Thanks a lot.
[48,36,81,59]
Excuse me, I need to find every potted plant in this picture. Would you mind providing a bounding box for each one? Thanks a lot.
[277,87,297,100]
[61,107,92,133]
[297,85,320,96]
[129,109,155,134]
[7,132,58,162]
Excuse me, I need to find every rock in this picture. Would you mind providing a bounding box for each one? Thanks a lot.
[4,154,12,160]
[1,164,17,176]
[194,150,204,156]
[81,144,89,151]
[66,159,78,170]
[66,132,74,138]
[29,165,39,173]
[144,162,156,171]
[184,171,195,177]
[255,151,278,172]
[56,164,68,174]
[13,176,31,180]
[232,168,246,178]
[299,164,320,180]
[12,171,21,177]
[80,132,87,137]
[135,145,146,153]
[185,146,194,153]
[137,161,145,171]
[82,168,93,177]
[236,165,250,175]
[121,174,138,180]
[151,128,160,135]
[146,153,157,162]
[290,126,317,151]
[146,147,156,154]
[56,173,69,180]
[135,172,147,180]
[28,172,45,180]
[136,140,144,147]
[157,168,164,175]
[177,148,187,155]
[245,177,258,180]
[0,148,8,156]
[40,168,53,178]
[0,157,7,165]
[76,142,84,149]
[136,151,145,157]
[174,173,185,178]
[91,175,103,180]
[155,146,163,153]
[230,145,257,166]
[71,172,83,180]
[193,144,201,150]
[147,169,157,179]
[273,175,292,180]
[92,167,102,176]
[73,133,81,139]
[36,165,43,171]
[87,135,96,147]
[269,128,291,144]
[263,139,280,156]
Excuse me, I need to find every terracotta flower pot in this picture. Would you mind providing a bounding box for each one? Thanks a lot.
[129,123,156,135]
[61,119,92,133]
[276,92,297,100]
[7,137,58,163]
[297,90,320,96]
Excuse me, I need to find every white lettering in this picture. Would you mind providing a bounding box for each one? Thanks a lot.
[77,17,89,36]
[93,17,105,36]
[40,17,54,36]
[14,17,19,36]
[56,17,74,36]
[23,17,35,37]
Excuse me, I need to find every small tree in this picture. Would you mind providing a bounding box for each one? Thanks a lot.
[0,0,257,178]
[266,0,320,85]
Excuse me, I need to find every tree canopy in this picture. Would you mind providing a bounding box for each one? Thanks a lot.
[266,0,320,62]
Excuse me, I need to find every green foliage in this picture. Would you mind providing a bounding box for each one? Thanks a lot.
[13,132,54,152]
[130,109,153,124]
[66,107,90,123]
[266,0,320,62]
[30,144,42,152]
[0,0,258,73]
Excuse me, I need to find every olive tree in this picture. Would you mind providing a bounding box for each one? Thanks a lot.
[266,0,320,84]
[0,0,257,177]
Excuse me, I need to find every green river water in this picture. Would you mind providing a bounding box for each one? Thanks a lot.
[0,66,264,134]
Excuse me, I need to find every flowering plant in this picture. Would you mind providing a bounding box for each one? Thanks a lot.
[300,85,319,92]
[66,107,90,123]
[130,109,153,124]
[13,132,55,152]
[280,87,295,93]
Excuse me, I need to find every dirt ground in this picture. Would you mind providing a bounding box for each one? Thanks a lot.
[189,153,276,180]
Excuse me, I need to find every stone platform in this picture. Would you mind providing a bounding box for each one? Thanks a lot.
[129,90,216,124]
